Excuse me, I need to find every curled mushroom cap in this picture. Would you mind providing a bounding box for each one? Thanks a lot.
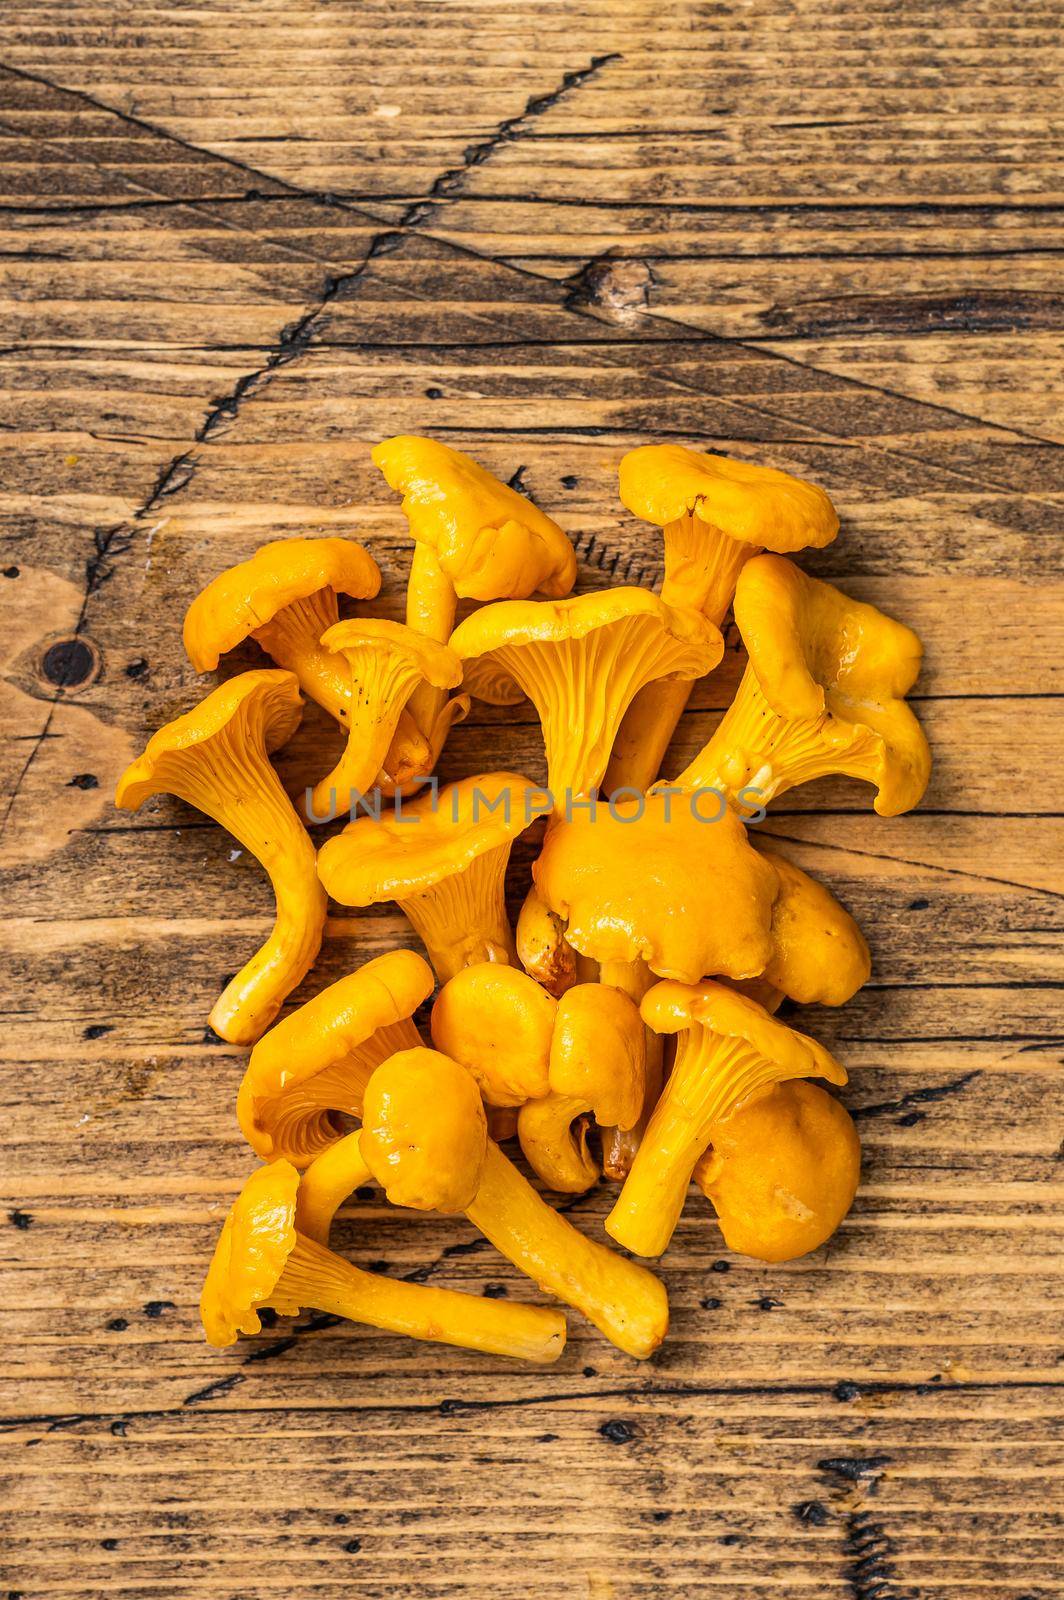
[200,1157,565,1363]
[431,963,557,1107]
[236,949,434,1167]
[606,446,839,795]
[518,982,646,1194]
[361,1046,488,1212]
[672,554,931,817]
[317,771,537,982]
[694,1081,861,1262]
[115,670,326,1044]
[606,980,846,1258]
[307,620,461,821]
[183,537,381,674]
[534,789,778,984]
[759,847,871,1007]
[452,589,722,804]
[372,435,577,603]
[360,1047,668,1358]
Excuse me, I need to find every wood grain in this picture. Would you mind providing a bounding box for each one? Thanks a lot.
[1,6,1062,1598]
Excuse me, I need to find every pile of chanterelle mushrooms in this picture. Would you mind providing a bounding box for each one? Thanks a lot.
[117,437,931,1363]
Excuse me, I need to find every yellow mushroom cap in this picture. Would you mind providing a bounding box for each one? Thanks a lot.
[115,669,302,811]
[361,1047,488,1212]
[451,587,722,706]
[237,950,434,1145]
[372,435,577,601]
[758,848,871,1006]
[320,618,462,692]
[535,791,778,983]
[734,554,930,815]
[200,1161,301,1347]
[641,979,847,1088]
[431,964,557,1107]
[183,537,382,672]
[551,983,646,1129]
[694,1081,860,1262]
[317,771,537,906]
[619,444,839,553]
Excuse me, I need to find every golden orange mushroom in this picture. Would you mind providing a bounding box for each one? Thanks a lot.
[317,772,538,982]
[236,949,434,1166]
[430,963,557,1107]
[693,1080,861,1262]
[200,1159,566,1363]
[515,880,578,998]
[757,846,870,1006]
[606,981,847,1258]
[115,671,326,1044]
[451,589,722,807]
[372,435,576,764]
[361,1048,669,1358]
[606,445,840,793]
[670,554,931,817]
[517,983,646,1194]
[181,535,428,790]
[306,620,461,821]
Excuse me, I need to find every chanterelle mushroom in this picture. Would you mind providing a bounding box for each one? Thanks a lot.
[534,790,779,985]
[757,846,871,1007]
[451,589,722,806]
[693,1080,861,1262]
[607,445,839,794]
[115,670,326,1044]
[200,1159,566,1363]
[515,881,578,997]
[317,772,538,982]
[361,1047,669,1358]
[181,535,427,790]
[307,620,461,820]
[606,981,847,1258]
[236,949,434,1166]
[670,554,931,817]
[430,963,557,1107]
[517,982,646,1194]
[372,435,576,763]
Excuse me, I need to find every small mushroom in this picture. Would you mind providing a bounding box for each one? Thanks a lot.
[236,949,434,1166]
[317,772,538,982]
[518,983,646,1194]
[515,881,577,998]
[607,444,839,794]
[307,620,461,820]
[372,435,576,762]
[671,554,931,816]
[361,1048,669,1358]
[115,671,326,1044]
[606,981,847,1258]
[534,789,779,985]
[693,1081,861,1262]
[451,589,722,806]
[200,1158,566,1363]
[181,536,426,790]
[430,963,557,1107]
[758,847,871,1006]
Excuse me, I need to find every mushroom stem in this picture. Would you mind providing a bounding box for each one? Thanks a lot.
[467,1142,668,1359]
[273,1232,566,1363]
[671,662,881,809]
[402,843,517,982]
[294,1131,373,1244]
[607,1035,795,1258]
[405,543,458,739]
[307,648,428,821]
[597,960,663,1183]
[604,515,753,795]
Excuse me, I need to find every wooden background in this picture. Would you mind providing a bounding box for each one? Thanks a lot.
[1,3,1062,1596]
